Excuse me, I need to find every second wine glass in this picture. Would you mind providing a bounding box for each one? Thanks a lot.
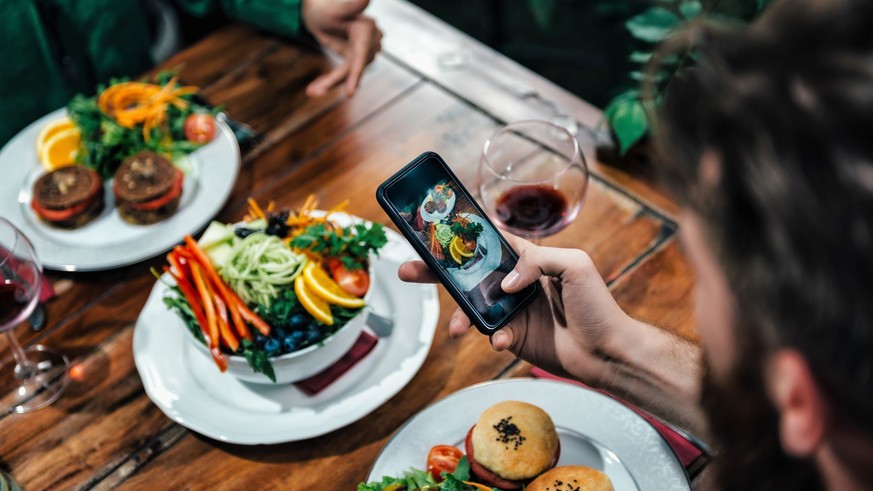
[478,120,588,239]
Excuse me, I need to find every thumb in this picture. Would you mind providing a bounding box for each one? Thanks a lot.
[501,244,595,293]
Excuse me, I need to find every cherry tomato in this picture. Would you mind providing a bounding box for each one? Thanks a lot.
[326,259,370,297]
[184,113,216,143]
[426,445,463,482]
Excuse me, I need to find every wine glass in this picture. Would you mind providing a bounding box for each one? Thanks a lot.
[0,217,69,413]
[478,120,588,239]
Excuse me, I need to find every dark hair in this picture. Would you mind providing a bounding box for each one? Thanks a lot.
[655,0,873,436]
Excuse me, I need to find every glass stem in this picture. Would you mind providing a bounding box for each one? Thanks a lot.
[6,330,32,371]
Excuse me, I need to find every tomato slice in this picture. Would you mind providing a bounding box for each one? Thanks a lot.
[184,113,216,143]
[31,198,90,222]
[326,258,370,297]
[126,169,183,211]
[426,445,463,482]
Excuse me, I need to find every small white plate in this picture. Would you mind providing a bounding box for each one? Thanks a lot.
[133,228,439,444]
[367,379,691,490]
[0,108,240,271]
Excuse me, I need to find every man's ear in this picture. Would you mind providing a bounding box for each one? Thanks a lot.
[766,350,829,456]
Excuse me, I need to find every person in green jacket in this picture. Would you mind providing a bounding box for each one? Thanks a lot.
[0,0,382,146]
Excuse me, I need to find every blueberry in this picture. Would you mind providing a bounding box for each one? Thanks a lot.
[282,335,299,352]
[291,330,305,341]
[254,333,267,345]
[273,327,287,339]
[264,338,280,354]
[306,329,321,343]
[288,313,307,329]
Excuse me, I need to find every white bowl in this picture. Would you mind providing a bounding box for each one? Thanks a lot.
[187,259,373,384]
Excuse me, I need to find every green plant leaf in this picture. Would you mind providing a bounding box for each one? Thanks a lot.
[626,6,681,42]
[605,96,649,155]
[630,70,667,82]
[680,1,703,19]
[629,51,653,63]
[529,0,557,30]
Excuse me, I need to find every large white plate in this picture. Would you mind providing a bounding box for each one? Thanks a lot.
[0,108,240,271]
[367,379,690,490]
[133,228,439,444]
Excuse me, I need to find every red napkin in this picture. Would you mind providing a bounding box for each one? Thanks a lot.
[39,277,55,302]
[530,367,703,469]
[294,331,378,396]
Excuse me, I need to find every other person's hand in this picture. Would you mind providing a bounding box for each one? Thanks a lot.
[398,235,632,383]
[302,0,383,97]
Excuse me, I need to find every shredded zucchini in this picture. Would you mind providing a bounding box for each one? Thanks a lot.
[221,232,306,307]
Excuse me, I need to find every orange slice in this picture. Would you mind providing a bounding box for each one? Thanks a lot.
[294,271,334,325]
[39,127,81,170]
[302,262,366,308]
[451,236,474,257]
[36,116,76,156]
[449,239,464,265]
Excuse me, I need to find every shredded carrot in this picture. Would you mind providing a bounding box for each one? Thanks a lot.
[98,77,199,142]
[247,197,266,221]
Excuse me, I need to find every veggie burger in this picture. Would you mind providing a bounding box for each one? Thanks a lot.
[31,165,105,228]
[113,151,184,225]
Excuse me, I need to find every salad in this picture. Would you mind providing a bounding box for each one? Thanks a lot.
[160,196,387,382]
[427,213,483,268]
[44,70,219,178]
[359,447,495,491]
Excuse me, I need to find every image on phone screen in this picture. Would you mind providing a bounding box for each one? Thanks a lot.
[382,157,532,327]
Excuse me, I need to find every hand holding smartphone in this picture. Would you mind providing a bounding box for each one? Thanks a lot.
[377,152,540,334]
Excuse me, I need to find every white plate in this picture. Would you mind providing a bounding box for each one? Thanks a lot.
[133,228,439,444]
[0,108,240,271]
[367,379,690,490]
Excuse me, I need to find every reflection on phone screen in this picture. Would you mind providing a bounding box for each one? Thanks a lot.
[384,158,527,326]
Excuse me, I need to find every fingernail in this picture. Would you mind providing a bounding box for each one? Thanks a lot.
[492,330,509,350]
[502,270,520,290]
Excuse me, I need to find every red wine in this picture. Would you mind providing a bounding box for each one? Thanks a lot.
[495,185,568,233]
[0,282,27,327]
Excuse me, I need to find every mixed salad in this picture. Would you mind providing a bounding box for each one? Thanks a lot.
[62,71,218,178]
[359,446,495,491]
[160,197,387,382]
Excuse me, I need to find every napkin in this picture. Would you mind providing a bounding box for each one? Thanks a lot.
[294,330,378,396]
[530,367,704,469]
[39,277,55,302]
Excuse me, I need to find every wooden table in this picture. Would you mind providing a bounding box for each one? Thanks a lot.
[0,1,702,488]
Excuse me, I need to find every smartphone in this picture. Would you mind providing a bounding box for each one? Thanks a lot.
[377,151,540,334]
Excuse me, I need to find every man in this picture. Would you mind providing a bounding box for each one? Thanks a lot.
[400,0,873,489]
[0,0,381,146]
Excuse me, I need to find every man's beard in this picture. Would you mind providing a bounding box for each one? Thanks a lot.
[701,345,824,490]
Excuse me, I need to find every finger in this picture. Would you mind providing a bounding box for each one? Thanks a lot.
[306,63,350,97]
[331,0,371,19]
[501,245,596,293]
[397,260,439,283]
[448,308,473,338]
[490,326,515,351]
[343,18,377,96]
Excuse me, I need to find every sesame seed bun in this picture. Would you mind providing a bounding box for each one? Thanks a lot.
[469,401,559,482]
[526,466,615,491]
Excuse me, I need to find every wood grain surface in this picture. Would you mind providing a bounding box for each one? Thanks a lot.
[0,1,700,489]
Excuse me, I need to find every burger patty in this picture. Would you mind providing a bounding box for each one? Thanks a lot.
[117,193,181,225]
[33,165,101,209]
[114,151,177,203]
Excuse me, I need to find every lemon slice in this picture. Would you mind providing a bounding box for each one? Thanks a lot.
[39,127,81,170]
[36,116,76,155]
[294,273,334,325]
[302,262,366,309]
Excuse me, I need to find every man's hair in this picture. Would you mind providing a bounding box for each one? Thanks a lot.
[654,0,873,472]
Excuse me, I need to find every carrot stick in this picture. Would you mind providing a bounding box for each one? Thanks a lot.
[213,296,240,352]
[190,262,224,371]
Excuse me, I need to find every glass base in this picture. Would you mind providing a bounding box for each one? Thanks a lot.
[0,345,69,414]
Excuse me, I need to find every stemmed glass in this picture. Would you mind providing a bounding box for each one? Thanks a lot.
[478,120,588,240]
[0,217,69,413]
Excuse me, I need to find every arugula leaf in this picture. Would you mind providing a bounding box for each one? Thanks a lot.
[451,456,471,481]
[239,338,276,383]
[256,289,299,327]
[450,220,483,241]
[162,287,205,344]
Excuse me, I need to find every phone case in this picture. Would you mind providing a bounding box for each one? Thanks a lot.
[376,151,540,334]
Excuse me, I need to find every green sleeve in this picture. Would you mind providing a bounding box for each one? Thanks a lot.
[176,0,304,39]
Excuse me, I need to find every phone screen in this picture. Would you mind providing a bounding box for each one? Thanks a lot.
[380,154,536,329]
